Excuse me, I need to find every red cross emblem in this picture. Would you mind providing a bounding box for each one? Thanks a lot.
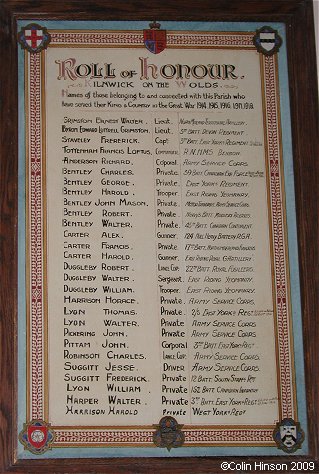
[25,28,44,49]
[18,24,51,53]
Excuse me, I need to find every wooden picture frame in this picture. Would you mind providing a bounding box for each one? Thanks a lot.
[0,0,318,472]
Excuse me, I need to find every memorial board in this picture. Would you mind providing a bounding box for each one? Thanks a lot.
[0,1,318,472]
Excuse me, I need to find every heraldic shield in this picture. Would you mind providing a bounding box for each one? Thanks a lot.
[153,416,185,450]
[19,419,55,454]
[273,418,305,453]
[253,26,282,56]
[143,21,166,54]
[18,23,51,54]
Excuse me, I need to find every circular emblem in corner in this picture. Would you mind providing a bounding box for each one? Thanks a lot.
[273,418,305,453]
[18,24,51,54]
[253,26,282,56]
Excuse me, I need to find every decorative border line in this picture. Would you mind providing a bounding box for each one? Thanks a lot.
[262,55,294,419]
[49,30,254,49]
[28,52,45,421]
[25,30,295,447]
[52,427,274,446]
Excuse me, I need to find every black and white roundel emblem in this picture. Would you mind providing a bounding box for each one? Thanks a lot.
[273,418,305,453]
[253,26,282,56]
